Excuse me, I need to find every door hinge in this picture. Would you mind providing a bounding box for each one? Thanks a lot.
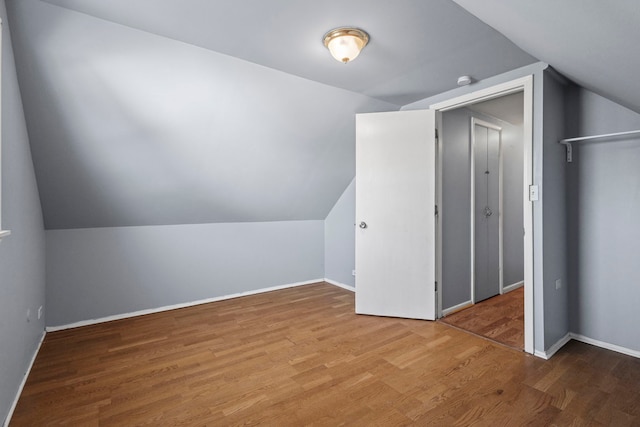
[435,205,439,216]
[435,281,438,292]
[435,128,439,140]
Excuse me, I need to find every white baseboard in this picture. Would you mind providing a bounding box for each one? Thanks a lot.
[570,333,640,359]
[533,332,640,360]
[45,279,325,332]
[4,331,46,427]
[442,300,473,317]
[534,332,572,360]
[503,280,524,293]
[324,278,355,293]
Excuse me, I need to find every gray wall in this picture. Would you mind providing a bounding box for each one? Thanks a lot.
[566,87,640,352]
[46,221,324,327]
[440,107,524,310]
[539,72,569,350]
[0,0,47,422]
[324,179,355,288]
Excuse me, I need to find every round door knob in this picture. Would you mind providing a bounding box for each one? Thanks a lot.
[359,221,368,229]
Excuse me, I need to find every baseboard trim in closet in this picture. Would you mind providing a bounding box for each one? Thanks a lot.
[503,281,524,293]
[442,300,473,317]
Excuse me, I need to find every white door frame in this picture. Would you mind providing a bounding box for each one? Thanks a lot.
[470,118,504,304]
[431,75,534,354]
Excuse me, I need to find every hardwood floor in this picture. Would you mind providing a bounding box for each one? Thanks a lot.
[11,282,640,426]
[439,287,524,351]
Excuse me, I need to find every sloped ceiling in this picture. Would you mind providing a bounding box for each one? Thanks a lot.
[7,0,392,229]
[7,0,537,229]
[9,1,640,231]
[452,0,640,114]
[38,0,537,106]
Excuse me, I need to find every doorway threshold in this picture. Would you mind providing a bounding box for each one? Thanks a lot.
[438,287,524,351]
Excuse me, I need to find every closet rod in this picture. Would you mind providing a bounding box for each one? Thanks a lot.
[558,129,640,163]
[560,129,640,144]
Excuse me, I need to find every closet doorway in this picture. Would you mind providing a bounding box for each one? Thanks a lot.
[355,76,534,354]
[433,85,530,352]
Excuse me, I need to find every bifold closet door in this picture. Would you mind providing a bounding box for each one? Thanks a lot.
[355,109,436,320]
[474,124,501,302]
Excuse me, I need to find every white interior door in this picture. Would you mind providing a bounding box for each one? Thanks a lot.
[355,109,436,320]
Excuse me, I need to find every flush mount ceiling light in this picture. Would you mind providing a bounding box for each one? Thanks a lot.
[323,27,369,64]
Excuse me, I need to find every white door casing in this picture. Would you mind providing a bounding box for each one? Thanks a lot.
[431,75,534,354]
[355,109,436,320]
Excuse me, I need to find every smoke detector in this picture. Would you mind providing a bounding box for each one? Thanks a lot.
[457,75,472,86]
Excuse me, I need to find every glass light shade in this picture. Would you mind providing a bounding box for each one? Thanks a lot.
[323,28,369,64]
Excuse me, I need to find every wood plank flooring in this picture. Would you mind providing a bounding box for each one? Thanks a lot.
[11,282,640,426]
[439,287,524,351]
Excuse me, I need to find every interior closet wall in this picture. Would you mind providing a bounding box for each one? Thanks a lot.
[441,107,524,311]
[501,121,525,288]
[566,87,640,352]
